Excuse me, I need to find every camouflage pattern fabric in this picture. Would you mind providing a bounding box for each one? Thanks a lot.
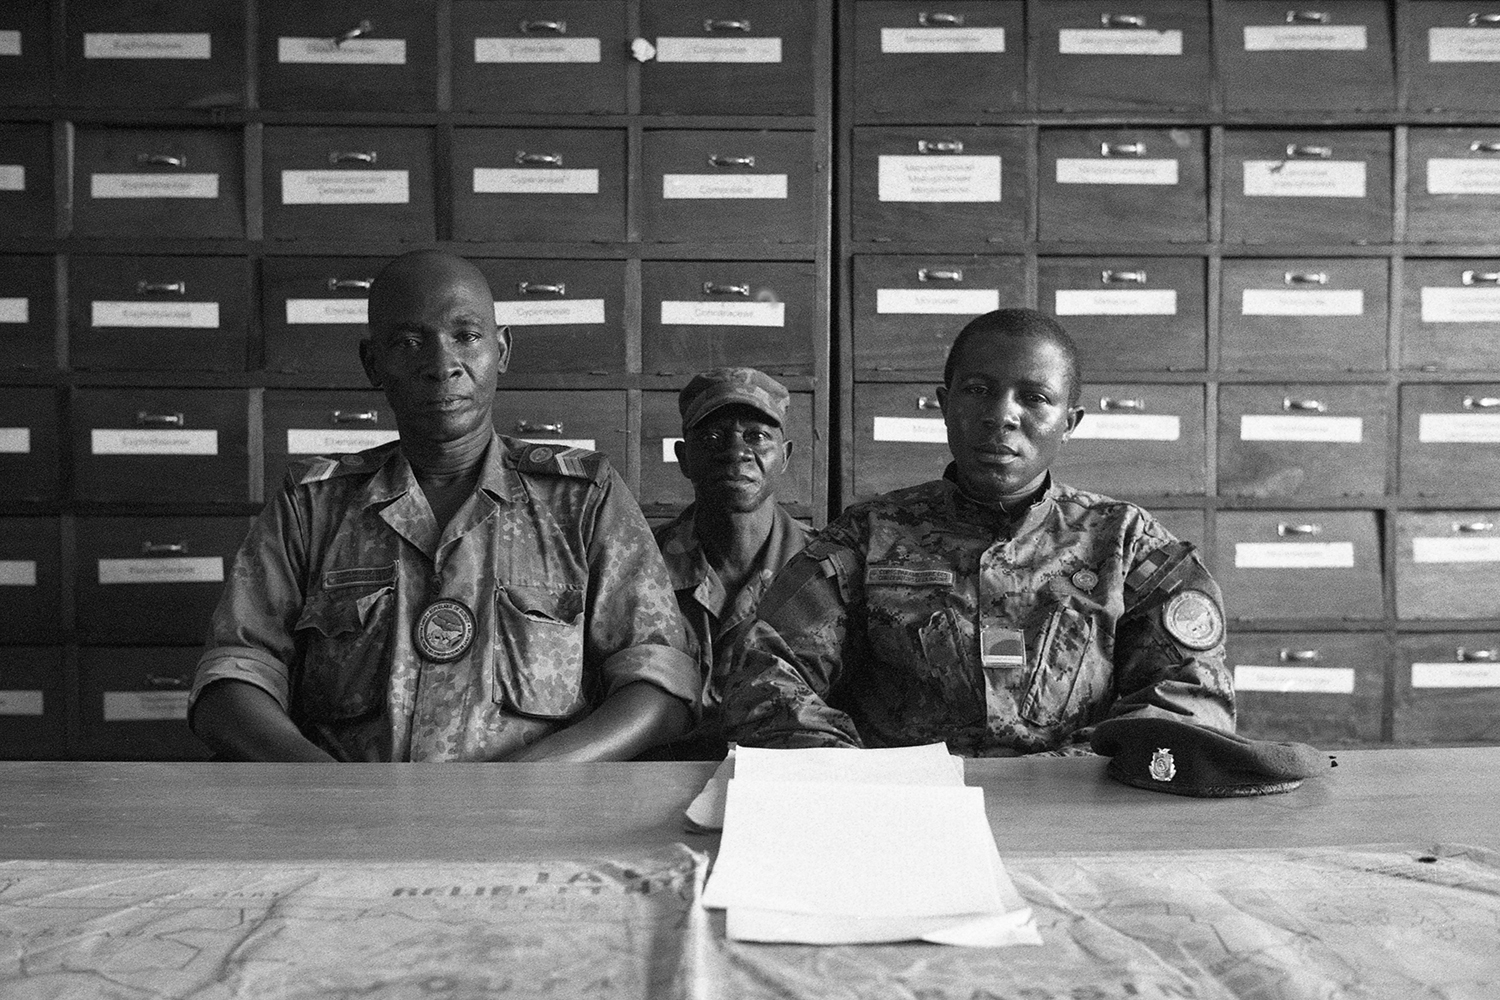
[721,469,1235,756]
[191,434,696,762]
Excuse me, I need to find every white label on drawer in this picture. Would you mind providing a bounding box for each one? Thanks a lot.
[91,429,218,456]
[1243,161,1366,198]
[286,298,368,325]
[518,438,595,451]
[1412,536,1500,563]
[98,557,225,585]
[0,298,28,323]
[0,165,23,191]
[1054,289,1177,316]
[1070,414,1181,441]
[659,301,785,327]
[0,560,37,586]
[881,27,1006,53]
[654,37,782,63]
[278,37,407,64]
[103,691,189,722]
[1058,29,1183,56]
[1234,665,1356,694]
[282,170,409,205]
[474,168,600,195]
[878,156,1001,202]
[1240,415,1363,443]
[495,298,606,327]
[0,691,43,716]
[474,37,601,63]
[92,302,220,329]
[1055,159,1180,185]
[1411,661,1500,688]
[1419,413,1500,443]
[84,32,212,59]
[287,429,399,454]
[662,438,684,463]
[876,288,999,315]
[0,31,19,57]
[662,174,788,200]
[873,416,947,443]
[1241,288,1364,316]
[1426,158,1500,194]
[1421,287,1500,322]
[1243,26,1367,51]
[0,427,30,453]
[90,173,220,199]
[1429,27,1500,63]
[1235,542,1356,568]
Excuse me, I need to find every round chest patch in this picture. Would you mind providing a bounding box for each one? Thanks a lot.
[526,446,554,464]
[414,599,476,662]
[1071,568,1099,592]
[1163,590,1225,651]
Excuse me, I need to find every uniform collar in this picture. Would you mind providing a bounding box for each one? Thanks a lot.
[659,502,805,617]
[940,464,1059,537]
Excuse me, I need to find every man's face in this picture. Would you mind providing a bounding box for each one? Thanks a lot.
[675,405,793,514]
[936,334,1083,503]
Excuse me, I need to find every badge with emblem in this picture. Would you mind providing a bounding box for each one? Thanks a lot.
[1149,747,1176,782]
[1071,568,1099,592]
[1163,589,1225,650]
[414,598,475,662]
[526,446,554,464]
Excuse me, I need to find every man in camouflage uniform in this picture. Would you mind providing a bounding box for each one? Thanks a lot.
[190,250,696,761]
[721,308,1234,755]
[648,368,813,759]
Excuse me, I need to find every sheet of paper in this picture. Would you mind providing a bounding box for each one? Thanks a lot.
[733,742,963,786]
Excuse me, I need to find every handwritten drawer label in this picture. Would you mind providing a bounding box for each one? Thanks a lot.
[873,416,946,443]
[876,289,999,315]
[84,33,211,59]
[662,174,787,200]
[495,299,606,327]
[0,428,30,453]
[1055,159,1180,185]
[654,37,782,63]
[881,27,1006,53]
[474,37,601,63]
[0,298,28,323]
[0,31,19,56]
[1234,665,1356,694]
[1243,161,1366,198]
[98,557,224,585]
[1411,536,1500,563]
[1058,29,1183,56]
[1418,413,1500,443]
[1241,289,1364,316]
[282,170,410,205]
[1070,414,1181,441]
[1240,415,1363,443]
[1243,26,1367,51]
[103,691,189,722]
[0,560,37,586]
[1235,541,1356,568]
[474,168,599,195]
[286,299,368,325]
[0,691,43,717]
[662,438,684,463]
[659,301,784,327]
[1054,289,1177,316]
[518,438,595,451]
[287,429,398,455]
[0,165,23,191]
[91,430,219,456]
[1426,158,1500,194]
[1420,287,1500,323]
[1429,28,1500,63]
[92,302,220,329]
[878,156,1001,202]
[1411,662,1500,688]
[278,38,407,64]
[91,174,220,199]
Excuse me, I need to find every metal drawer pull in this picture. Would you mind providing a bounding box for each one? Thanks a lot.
[1278,523,1321,536]
[703,282,749,297]
[520,19,566,35]
[1102,14,1147,28]
[1284,271,1328,286]
[1102,269,1146,284]
[136,411,185,427]
[1461,270,1500,285]
[135,153,184,168]
[1464,396,1500,410]
[516,151,563,167]
[1101,142,1145,157]
[327,277,372,292]
[136,280,186,296]
[329,151,377,166]
[1455,521,1495,533]
[1280,649,1321,662]
[334,20,372,46]
[1286,144,1332,159]
[331,410,379,424]
[1099,397,1145,411]
[1458,647,1499,662]
[918,268,963,283]
[144,673,188,689]
[704,18,750,33]
[916,396,943,411]
[1283,398,1326,413]
[1470,141,1500,154]
[519,281,565,296]
[1467,13,1500,26]
[919,12,965,27]
[708,154,755,169]
[516,420,563,434]
[1286,11,1331,24]
[917,139,964,155]
[141,541,187,555]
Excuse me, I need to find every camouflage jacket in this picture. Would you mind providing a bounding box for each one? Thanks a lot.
[721,470,1235,756]
[191,434,696,761]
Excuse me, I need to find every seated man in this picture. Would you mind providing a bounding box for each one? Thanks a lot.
[722,308,1234,755]
[649,368,814,758]
[191,250,696,761]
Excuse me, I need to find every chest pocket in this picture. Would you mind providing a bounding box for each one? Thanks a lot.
[1019,603,1098,728]
[494,584,587,719]
[292,564,397,724]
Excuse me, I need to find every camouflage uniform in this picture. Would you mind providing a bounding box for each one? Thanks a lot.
[721,469,1234,756]
[191,434,697,762]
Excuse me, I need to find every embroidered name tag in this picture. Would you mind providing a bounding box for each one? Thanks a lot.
[865,566,956,587]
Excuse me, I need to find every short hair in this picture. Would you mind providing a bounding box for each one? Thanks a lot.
[942,308,1083,408]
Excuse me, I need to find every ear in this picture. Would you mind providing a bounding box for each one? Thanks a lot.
[673,438,688,478]
[935,384,948,414]
[779,438,795,473]
[496,325,512,374]
[1062,405,1086,441]
[359,338,381,389]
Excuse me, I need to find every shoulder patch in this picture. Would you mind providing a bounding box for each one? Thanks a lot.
[514,442,607,481]
[1125,540,1198,603]
[1163,589,1225,651]
[292,454,367,485]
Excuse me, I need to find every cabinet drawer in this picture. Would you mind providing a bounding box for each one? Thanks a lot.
[72,128,243,239]
[0,386,60,502]
[76,647,209,760]
[1215,1,1393,111]
[1152,508,1204,552]
[1214,510,1383,621]
[641,261,816,377]
[1393,635,1500,745]
[0,123,54,239]
[1402,2,1500,113]
[72,388,251,504]
[263,126,435,243]
[1222,129,1392,245]
[1400,260,1500,371]
[1052,383,1206,497]
[1227,632,1386,746]
[75,516,250,644]
[851,126,1028,243]
[490,390,627,472]
[1039,256,1206,373]
[639,0,815,116]
[263,389,397,491]
[1399,384,1500,500]
[453,128,626,243]
[0,647,65,760]
[1395,512,1500,620]
[478,259,627,376]
[1219,257,1388,372]
[1037,128,1207,242]
[0,255,56,373]
[1034,0,1212,112]
[640,130,819,245]
[0,7,52,107]
[1406,128,1500,244]
[262,256,383,378]
[851,382,950,501]
[852,1,1024,121]
[1217,383,1387,498]
[0,518,61,644]
[258,1,436,112]
[852,255,1024,375]
[451,0,627,114]
[61,0,245,108]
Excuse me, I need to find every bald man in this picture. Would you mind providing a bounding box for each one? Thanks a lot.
[190,250,696,761]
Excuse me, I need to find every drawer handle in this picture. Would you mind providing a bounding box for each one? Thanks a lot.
[136,411,185,427]
[918,268,963,283]
[1464,396,1500,410]
[136,280,186,296]
[334,20,373,46]
[326,277,372,292]
[144,673,188,689]
[1286,144,1332,159]
[917,139,964,155]
[1467,13,1500,26]
[1101,142,1145,158]
[1461,270,1500,285]
[519,281,565,296]
[1455,521,1495,533]
[141,541,187,556]
[708,154,755,169]
[1458,647,1499,662]
[918,12,965,27]
[516,420,564,434]
[1280,649,1321,662]
[520,19,566,35]
[1101,269,1146,285]
[329,151,377,166]
[135,153,184,169]
[703,282,749,297]
[516,151,563,167]
[1278,523,1321,536]
[704,18,750,33]
[332,410,379,424]
[1099,397,1144,411]
[1101,14,1147,28]
[1283,398,1326,413]
[916,396,943,411]
[1284,271,1328,286]
[1469,141,1500,154]
[1285,11,1331,24]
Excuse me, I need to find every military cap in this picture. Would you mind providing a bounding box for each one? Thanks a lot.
[1091,716,1331,798]
[679,367,790,430]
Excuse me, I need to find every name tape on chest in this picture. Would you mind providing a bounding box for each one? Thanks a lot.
[865,566,957,587]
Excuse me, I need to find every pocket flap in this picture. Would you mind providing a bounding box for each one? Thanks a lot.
[504,585,583,625]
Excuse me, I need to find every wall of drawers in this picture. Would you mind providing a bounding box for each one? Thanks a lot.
[0,0,832,759]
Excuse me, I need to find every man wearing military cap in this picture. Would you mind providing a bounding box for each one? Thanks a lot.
[648,367,813,759]
[190,249,696,762]
[722,308,1235,756]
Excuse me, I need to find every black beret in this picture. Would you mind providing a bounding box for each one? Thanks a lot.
[1090,716,1331,798]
